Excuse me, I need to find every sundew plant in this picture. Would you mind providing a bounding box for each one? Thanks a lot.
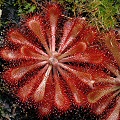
[0,0,120,120]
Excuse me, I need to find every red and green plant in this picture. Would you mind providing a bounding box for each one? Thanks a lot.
[0,1,120,120]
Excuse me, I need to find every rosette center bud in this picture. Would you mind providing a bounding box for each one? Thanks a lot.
[48,51,59,66]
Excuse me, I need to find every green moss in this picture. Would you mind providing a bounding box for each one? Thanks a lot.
[14,0,37,15]
[87,0,120,30]
[58,0,120,30]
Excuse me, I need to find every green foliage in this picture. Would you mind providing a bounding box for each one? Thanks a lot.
[58,0,82,17]
[0,0,5,7]
[58,0,120,30]
[14,0,37,15]
[87,0,120,30]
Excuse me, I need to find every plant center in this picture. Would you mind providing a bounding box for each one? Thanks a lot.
[48,51,59,66]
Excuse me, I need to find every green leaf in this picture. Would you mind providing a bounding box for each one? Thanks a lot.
[28,5,36,13]
[24,3,31,9]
